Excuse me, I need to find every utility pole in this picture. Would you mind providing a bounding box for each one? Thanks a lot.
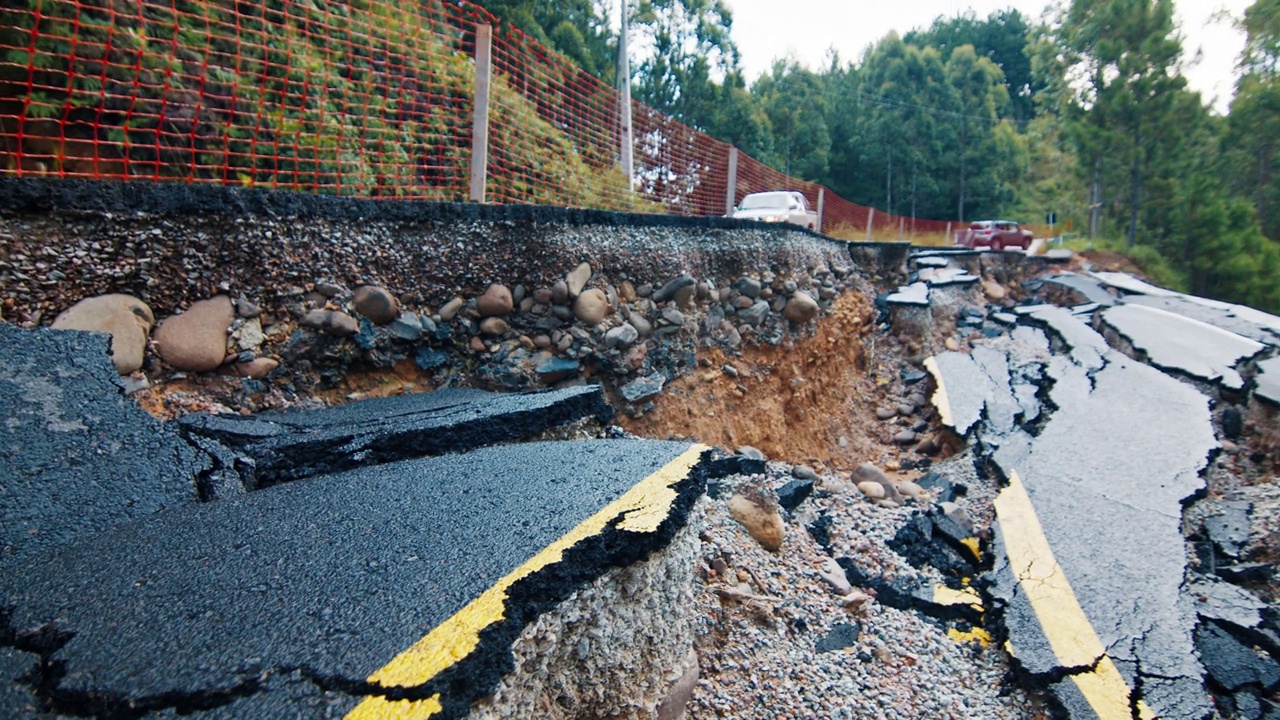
[617,1,634,187]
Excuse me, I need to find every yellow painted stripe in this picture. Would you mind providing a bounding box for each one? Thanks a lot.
[995,470,1157,720]
[923,356,955,428]
[932,583,983,612]
[345,444,708,720]
[948,627,993,646]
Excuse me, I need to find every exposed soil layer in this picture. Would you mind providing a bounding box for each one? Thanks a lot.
[619,293,911,470]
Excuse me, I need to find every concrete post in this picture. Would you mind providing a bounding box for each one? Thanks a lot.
[946,221,952,246]
[618,4,633,186]
[469,24,493,203]
[866,208,874,242]
[725,147,738,216]
[816,188,824,233]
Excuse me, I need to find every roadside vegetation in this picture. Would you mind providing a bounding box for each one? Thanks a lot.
[487,0,1280,313]
[2,0,1279,310]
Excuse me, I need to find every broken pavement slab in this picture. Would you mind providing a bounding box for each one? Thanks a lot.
[1255,356,1280,406]
[885,282,930,307]
[1,440,709,719]
[0,325,220,570]
[989,352,1218,719]
[1096,271,1280,346]
[180,385,614,487]
[924,350,1018,436]
[1100,303,1265,390]
[1040,274,1118,307]
[1018,305,1109,371]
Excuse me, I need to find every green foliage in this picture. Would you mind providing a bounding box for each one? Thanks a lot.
[752,61,828,180]
[474,0,616,82]
[632,0,739,130]
[903,8,1038,122]
[1242,0,1280,75]
[0,0,635,205]
[1122,244,1187,293]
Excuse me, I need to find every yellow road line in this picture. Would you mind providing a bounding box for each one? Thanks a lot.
[932,583,983,612]
[995,470,1156,720]
[923,356,955,429]
[345,444,708,720]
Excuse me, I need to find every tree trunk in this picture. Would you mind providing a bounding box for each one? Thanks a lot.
[957,129,967,222]
[1259,142,1271,227]
[1089,156,1102,240]
[885,147,892,214]
[1127,126,1142,249]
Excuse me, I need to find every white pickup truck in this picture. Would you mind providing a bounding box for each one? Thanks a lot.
[731,191,819,231]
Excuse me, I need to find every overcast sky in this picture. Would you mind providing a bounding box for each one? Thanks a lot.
[720,0,1251,114]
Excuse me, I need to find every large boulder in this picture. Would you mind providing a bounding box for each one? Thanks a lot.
[300,309,359,337]
[51,294,154,375]
[783,291,820,323]
[154,296,234,372]
[477,284,514,317]
[728,492,784,552]
[573,289,611,325]
[565,262,592,298]
[352,285,399,325]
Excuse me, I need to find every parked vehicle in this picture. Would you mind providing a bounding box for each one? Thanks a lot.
[731,191,819,231]
[954,220,1033,251]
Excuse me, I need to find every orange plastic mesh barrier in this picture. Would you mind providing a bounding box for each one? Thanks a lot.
[0,0,961,236]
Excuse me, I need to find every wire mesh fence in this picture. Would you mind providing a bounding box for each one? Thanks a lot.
[0,0,960,239]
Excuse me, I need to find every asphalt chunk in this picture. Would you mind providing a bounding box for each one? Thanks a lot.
[815,623,861,654]
[1256,357,1280,406]
[1020,305,1108,371]
[926,349,1019,437]
[1100,303,1264,389]
[2,440,704,718]
[1041,274,1118,306]
[180,386,613,487]
[1196,623,1280,694]
[0,326,213,571]
[924,352,990,435]
[1093,271,1280,346]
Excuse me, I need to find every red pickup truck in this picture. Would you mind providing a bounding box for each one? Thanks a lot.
[954,220,1033,251]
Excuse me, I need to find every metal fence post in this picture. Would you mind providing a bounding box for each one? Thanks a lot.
[816,188,824,234]
[866,208,874,242]
[724,147,738,216]
[469,24,493,203]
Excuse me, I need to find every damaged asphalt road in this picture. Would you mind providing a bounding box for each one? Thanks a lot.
[2,439,705,718]
[913,259,1280,719]
[0,325,709,719]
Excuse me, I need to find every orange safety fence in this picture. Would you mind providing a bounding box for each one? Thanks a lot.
[0,0,961,236]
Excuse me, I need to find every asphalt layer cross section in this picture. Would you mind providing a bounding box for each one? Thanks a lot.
[1,439,711,719]
[0,325,214,570]
[180,385,614,487]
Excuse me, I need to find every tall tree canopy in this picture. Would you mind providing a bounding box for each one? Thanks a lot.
[904,9,1039,122]
[632,0,739,130]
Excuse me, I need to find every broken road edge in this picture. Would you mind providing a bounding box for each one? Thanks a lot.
[344,445,733,720]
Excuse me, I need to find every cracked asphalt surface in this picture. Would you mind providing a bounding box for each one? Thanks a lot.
[3,439,697,717]
[921,262,1280,719]
[0,324,706,719]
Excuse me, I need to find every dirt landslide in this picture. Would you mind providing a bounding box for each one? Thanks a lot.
[619,293,907,470]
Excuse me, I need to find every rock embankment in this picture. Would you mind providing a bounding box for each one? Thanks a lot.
[0,182,885,418]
